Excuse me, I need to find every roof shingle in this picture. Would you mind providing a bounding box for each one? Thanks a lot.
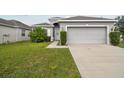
[61,16,114,20]
[33,23,54,27]
[0,18,31,30]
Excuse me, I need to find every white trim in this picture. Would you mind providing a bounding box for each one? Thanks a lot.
[66,25,109,44]
[106,25,110,44]
[59,20,117,22]
[65,25,108,31]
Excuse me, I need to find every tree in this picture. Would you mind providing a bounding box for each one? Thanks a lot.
[115,16,124,40]
[29,27,47,42]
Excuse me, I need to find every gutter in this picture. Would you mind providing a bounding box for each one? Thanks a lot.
[57,20,117,23]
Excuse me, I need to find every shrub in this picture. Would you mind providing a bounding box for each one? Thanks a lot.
[109,32,121,46]
[29,27,47,43]
[60,30,67,45]
[46,36,51,42]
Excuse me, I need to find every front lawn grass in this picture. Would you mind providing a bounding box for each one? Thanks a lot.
[0,41,80,78]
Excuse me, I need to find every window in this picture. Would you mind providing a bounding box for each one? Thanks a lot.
[21,29,25,36]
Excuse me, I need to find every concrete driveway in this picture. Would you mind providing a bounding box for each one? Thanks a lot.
[69,44,124,78]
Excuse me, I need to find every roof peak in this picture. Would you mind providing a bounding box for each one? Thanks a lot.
[61,16,113,20]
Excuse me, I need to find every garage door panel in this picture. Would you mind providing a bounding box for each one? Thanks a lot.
[67,27,107,44]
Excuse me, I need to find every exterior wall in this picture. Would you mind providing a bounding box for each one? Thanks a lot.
[43,27,54,41]
[0,28,2,43]
[16,29,30,41]
[58,22,114,44]
[0,25,17,43]
[54,27,60,40]
[0,25,31,44]
[59,22,114,31]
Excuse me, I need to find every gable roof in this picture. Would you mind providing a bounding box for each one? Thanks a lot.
[0,18,14,26]
[61,16,114,20]
[56,16,116,23]
[33,23,54,28]
[9,20,31,30]
[49,17,63,23]
[0,18,31,30]
[35,23,51,25]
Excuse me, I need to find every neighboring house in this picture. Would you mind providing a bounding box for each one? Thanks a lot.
[33,17,62,41]
[0,18,31,44]
[34,16,116,44]
[32,23,54,41]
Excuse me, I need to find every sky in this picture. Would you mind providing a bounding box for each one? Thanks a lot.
[0,15,117,26]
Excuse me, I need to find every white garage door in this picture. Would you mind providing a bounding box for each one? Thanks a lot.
[67,27,107,44]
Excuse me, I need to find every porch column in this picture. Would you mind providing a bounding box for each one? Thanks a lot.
[51,28,54,41]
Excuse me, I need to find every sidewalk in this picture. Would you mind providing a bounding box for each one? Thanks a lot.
[47,41,68,48]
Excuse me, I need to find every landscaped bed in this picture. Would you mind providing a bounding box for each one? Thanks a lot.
[119,41,124,48]
[0,41,80,78]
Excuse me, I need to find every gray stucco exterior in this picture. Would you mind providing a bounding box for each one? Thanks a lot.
[0,18,31,44]
[0,25,30,44]
[52,21,115,44]
[44,27,54,41]
[59,22,114,31]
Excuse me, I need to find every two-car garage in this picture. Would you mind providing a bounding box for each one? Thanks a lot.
[67,26,108,44]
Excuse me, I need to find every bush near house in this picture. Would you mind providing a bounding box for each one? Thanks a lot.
[114,16,124,40]
[109,32,121,46]
[46,36,51,42]
[119,41,124,48]
[60,30,67,45]
[29,27,47,43]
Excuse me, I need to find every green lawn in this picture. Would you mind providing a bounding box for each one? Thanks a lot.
[0,41,80,78]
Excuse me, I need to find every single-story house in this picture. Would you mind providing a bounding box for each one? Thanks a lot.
[0,18,31,44]
[32,23,54,41]
[34,16,116,44]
